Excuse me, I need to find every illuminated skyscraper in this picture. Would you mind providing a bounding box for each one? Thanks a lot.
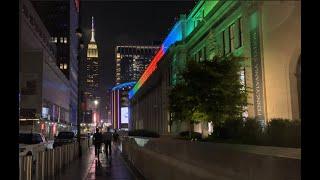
[84,16,100,122]
[115,45,160,85]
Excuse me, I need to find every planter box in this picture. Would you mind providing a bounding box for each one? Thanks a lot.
[122,137,300,180]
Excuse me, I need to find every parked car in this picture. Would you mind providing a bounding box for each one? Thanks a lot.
[53,131,76,148]
[19,131,50,157]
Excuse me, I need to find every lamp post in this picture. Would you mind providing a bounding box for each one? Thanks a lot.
[93,99,99,127]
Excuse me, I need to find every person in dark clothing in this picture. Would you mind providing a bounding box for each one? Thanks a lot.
[113,129,119,145]
[102,127,113,160]
[93,128,103,160]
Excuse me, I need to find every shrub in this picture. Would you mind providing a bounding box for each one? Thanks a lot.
[128,129,160,138]
[212,118,243,139]
[265,118,301,148]
[241,118,263,144]
[179,131,202,140]
[287,120,301,148]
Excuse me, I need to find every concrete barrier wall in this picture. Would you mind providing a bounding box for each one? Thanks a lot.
[122,137,300,180]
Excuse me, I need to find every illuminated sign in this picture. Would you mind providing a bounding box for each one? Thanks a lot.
[121,107,128,124]
[42,107,49,119]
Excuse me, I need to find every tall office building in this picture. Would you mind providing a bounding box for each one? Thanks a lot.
[115,45,160,85]
[31,0,79,128]
[20,0,71,138]
[84,16,100,123]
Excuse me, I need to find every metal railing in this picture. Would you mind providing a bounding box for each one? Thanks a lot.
[19,138,92,180]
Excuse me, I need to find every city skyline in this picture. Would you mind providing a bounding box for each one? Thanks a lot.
[80,1,195,121]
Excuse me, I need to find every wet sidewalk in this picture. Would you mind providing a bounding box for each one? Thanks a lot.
[55,143,143,180]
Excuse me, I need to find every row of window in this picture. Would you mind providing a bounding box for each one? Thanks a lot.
[59,63,68,70]
[193,46,207,62]
[192,17,244,62]
[50,37,68,44]
[117,48,159,55]
[223,17,243,55]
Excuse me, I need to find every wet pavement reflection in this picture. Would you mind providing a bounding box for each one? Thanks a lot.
[55,144,140,180]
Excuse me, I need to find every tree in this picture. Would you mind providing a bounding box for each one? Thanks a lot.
[169,55,248,135]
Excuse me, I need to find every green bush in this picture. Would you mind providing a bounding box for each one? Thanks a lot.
[207,118,300,148]
[241,118,263,144]
[128,129,160,138]
[212,118,243,139]
[265,118,300,148]
[179,131,202,140]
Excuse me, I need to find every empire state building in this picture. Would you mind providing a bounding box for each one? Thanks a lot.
[84,16,100,113]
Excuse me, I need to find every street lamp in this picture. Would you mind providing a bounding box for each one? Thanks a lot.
[94,99,99,106]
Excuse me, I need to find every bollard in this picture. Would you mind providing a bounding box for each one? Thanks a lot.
[35,151,45,180]
[43,151,48,178]
[63,145,66,167]
[58,147,62,172]
[19,156,22,180]
[54,148,59,174]
[20,155,32,180]
[67,144,70,165]
[46,150,53,177]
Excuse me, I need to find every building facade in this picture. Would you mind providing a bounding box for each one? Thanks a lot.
[111,82,135,130]
[105,88,112,125]
[129,0,301,135]
[115,45,160,85]
[83,16,100,123]
[20,0,72,139]
[31,0,79,128]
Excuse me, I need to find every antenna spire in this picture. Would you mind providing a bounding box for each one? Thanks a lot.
[90,16,95,42]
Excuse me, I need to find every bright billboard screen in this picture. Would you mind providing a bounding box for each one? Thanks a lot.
[121,107,128,124]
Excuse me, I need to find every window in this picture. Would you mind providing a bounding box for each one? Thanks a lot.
[239,68,246,89]
[60,37,63,43]
[223,30,230,55]
[199,50,203,62]
[60,63,63,69]
[230,24,235,51]
[51,37,58,43]
[63,63,68,69]
[64,37,67,44]
[238,18,243,48]
[239,68,247,119]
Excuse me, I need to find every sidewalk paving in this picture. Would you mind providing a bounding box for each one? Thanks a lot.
[55,143,142,180]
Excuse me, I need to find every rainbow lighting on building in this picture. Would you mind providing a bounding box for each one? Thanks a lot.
[129,21,183,99]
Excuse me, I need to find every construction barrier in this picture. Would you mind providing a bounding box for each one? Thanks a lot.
[20,138,91,180]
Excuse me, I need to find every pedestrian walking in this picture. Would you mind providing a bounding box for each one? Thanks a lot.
[113,129,119,146]
[102,127,113,160]
[93,128,103,161]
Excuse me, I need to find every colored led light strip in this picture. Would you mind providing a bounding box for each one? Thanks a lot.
[129,21,182,99]
[112,81,136,91]
[117,90,120,129]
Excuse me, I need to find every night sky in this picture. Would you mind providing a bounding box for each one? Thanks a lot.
[80,1,195,119]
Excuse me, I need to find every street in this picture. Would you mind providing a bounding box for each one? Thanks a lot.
[55,143,142,180]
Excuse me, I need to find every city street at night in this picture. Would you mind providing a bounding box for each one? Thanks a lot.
[19,0,301,180]
[54,144,141,180]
